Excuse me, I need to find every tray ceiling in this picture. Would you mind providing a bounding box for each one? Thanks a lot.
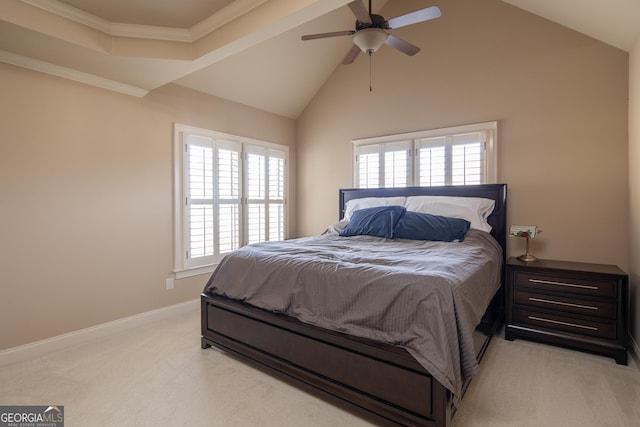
[1,0,638,119]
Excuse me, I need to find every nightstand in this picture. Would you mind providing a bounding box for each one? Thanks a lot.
[505,257,628,365]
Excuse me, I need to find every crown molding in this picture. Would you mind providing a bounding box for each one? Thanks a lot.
[20,0,268,43]
[109,23,192,43]
[190,0,269,40]
[21,0,113,33]
[0,50,148,97]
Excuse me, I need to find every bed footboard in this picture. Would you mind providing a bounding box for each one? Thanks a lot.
[201,293,451,427]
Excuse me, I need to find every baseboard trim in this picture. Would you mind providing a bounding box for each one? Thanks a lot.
[0,299,199,367]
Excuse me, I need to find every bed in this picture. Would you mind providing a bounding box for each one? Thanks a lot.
[201,184,507,427]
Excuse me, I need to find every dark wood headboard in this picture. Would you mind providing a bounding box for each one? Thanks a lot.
[338,184,508,258]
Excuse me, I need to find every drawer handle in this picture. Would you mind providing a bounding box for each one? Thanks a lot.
[528,297,598,311]
[528,315,598,331]
[528,278,598,290]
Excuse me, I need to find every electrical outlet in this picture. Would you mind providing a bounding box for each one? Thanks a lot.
[165,277,174,290]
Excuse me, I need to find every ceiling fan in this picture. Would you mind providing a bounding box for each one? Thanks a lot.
[301,0,442,65]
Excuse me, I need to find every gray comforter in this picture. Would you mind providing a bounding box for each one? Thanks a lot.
[203,228,502,397]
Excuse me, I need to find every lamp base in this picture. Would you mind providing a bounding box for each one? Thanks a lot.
[517,253,539,262]
[516,236,538,262]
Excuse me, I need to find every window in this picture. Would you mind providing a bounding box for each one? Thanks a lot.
[356,141,411,188]
[174,124,288,277]
[353,122,497,188]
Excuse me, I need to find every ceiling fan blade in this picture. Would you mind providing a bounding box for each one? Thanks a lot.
[347,0,372,25]
[386,6,441,29]
[342,45,361,64]
[301,30,355,41]
[384,35,420,56]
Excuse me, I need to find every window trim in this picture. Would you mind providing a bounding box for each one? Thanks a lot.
[352,121,497,187]
[173,123,289,278]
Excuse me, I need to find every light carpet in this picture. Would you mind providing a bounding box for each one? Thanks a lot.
[1,307,638,426]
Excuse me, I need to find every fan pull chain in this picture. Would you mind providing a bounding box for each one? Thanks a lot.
[368,52,373,92]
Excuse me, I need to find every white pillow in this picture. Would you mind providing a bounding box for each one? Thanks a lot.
[342,196,406,221]
[404,195,495,232]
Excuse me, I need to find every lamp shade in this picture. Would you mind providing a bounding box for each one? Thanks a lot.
[352,28,388,54]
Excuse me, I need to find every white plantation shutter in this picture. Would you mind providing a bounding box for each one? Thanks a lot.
[451,132,484,185]
[417,137,446,186]
[246,151,265,244]
[216,143,241,254]
[354,122,496,189]
[355,141,410,188]
[416,132,485,186]
[175,124,288,276]
[384,141,409,187]
[268,154,286,241]
[186,138,214,261]
[245,146,286,244]
[357,144,380,188]
[183,135,241,268]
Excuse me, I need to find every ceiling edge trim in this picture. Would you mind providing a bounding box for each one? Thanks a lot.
[20,0,268,43]
[0,50,148,97]
[190,0,270,40]
[21,0,114,34]
[109,23,192,43]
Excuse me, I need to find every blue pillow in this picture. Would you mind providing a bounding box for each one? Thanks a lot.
[394,211,470,242]
[339,205,406,239]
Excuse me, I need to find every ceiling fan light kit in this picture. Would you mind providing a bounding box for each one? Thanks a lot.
[353,28,388,54]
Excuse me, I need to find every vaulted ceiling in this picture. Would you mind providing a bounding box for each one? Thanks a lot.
[1,0,639,119]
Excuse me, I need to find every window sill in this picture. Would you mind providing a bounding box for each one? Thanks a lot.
[174,265,216,280]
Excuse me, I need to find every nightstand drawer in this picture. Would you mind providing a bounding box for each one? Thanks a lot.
[514,290,616,319]
[514,272,617,298]
[514,308,616,340]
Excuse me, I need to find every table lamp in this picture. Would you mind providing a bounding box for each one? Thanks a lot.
[509,225,541,262]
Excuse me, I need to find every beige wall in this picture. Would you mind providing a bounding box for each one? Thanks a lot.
[297,0,629,272]
[0,0,635,354]
[0,64,296,351]
[629,36,640,351]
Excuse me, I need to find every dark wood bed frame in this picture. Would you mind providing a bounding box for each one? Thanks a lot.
[201,184,507,427]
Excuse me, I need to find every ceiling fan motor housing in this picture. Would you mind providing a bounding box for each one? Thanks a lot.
[355,14,389,31]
